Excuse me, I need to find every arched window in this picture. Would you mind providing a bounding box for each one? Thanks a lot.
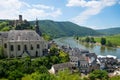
[11,45,14,51]
[4,43,7,48]
[37,44,39,49]
[31,45,33,50]
[24,45,27,50]
[36,51,38,57]
[18,45,20,51]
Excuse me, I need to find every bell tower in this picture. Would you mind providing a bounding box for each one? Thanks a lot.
[35,18,42,36]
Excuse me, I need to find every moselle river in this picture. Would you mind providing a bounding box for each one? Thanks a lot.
[53,37,120,58]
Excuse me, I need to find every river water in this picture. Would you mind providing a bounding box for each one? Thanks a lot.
[54,37,120,58]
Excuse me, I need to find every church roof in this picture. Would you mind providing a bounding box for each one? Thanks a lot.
[7,30,43,41]
[0,32,8,39]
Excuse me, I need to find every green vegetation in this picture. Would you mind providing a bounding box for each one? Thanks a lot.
[94,34,120,47]
[22,68,119,80]
[22,69,81,80]
[0,45,69,80]
[30,20,101,38]
[101,37,106,45]
[0,21,12,31]
[97,27,120,35]
[0,46,4,59]
[77,34,120,47]
[110,75,120,80]
[89,70,108,80]
[15,21,33,30]
[78,36,96,43]
[42,33,52,41]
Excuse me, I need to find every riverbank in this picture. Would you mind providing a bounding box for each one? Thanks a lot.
[75,35,120,48]
[54,37,120,59]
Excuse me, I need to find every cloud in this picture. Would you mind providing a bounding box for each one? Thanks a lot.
[32,4,54,10]
[0,0,62,20]
[66,0,118,25]
[66,0,86,7]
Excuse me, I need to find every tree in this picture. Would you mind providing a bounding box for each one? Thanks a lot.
[85,37,90,43]
[42,33,52,41]
[1,27,10,31]
[58,50,69,63]
[8,70,23,80]
[36,66,49,74]
[107,41,113,47]
[30,72,56,80]
[50,55,59,64]
[75,36,79,40]
[101,37,106,45]
[90,37,96,43]
[0,46,4,59]
[50,46,59,55]
[89,70,108,80]
[22,57,33,74]
[56,69,81,80]
[110,75,120,80]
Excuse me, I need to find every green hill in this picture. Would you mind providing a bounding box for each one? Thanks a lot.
[97,27,120,35]
[30,20,101,38]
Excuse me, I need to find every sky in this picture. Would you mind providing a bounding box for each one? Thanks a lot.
[0,0,120,29]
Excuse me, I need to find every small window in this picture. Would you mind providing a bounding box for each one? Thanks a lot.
[37,44,39,49]
[4,43,7,48]
[24,45,27,50]
[11,45,14,51]
[31,45,33,50]
[18,45,20,51]
[36,51,38,57]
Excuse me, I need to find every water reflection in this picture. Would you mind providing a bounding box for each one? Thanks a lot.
[100,46,106,54]
[107,47,117,52]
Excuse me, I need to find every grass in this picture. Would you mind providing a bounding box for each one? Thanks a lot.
[94,34,120,46]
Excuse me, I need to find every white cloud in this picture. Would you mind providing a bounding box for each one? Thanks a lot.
[0,0,62,20]
[32,4,54,10]
[66,0,86,7]
[66,0,118,26]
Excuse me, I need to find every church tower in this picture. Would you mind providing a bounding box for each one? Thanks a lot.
[35,18,42,36]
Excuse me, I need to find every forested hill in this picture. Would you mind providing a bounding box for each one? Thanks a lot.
[97,27,120,35]
[30,20,101,38]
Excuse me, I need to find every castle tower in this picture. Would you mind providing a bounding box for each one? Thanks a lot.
[35,18,42,36]
[19,15,22,23]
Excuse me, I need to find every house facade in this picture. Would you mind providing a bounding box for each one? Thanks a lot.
[68,48,100,74]
[49,62,74,74]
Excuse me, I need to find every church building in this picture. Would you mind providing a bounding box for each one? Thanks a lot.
[0,15,48,58]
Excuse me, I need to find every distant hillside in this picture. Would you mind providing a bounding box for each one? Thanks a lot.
[97,27,120,35]
[30,20,101,38]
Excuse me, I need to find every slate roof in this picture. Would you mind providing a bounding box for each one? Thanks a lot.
[7,30,42,41]
[0,32,8,39]
[52,62,74,71]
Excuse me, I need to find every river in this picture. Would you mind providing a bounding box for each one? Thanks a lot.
[54,37,120,58]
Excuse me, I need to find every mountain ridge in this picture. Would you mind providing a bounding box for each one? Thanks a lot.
[29,20,101,38]
[97,27,120,35]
